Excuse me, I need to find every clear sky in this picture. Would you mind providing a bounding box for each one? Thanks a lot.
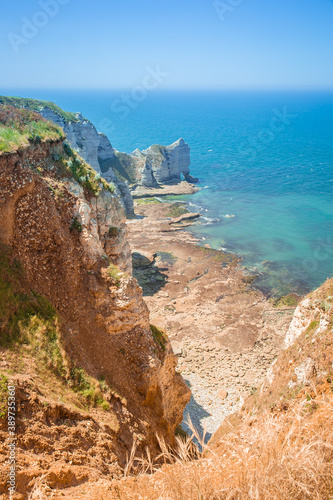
[1,0,333,90]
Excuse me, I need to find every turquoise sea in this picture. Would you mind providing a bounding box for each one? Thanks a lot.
[3,89,333,295]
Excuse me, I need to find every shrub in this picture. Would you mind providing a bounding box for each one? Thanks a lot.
[70,217,83,233]
[69,368,109,409]
[107,181,116,193]
[28,131,42,144]
[108,226,119,237]
[106,264,123,287]
[63,151,100,196]
[150,324,168,351]
[63,142,74,157]
[0,244,67,378]
[320,300,332,312]
[101,400,110,411]
[305,320,320,336]
[0,374,8,419]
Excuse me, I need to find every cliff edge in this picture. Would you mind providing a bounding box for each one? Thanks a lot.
[0,106,190,496]
[0,96,135,217]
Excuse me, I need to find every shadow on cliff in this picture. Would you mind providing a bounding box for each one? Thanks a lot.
[181,379,213,446]
[132,252,168,296]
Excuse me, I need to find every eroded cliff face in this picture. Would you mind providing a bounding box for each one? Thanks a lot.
[114,138,198,188]
[38,108,134,217]
[255,279,333,405]
[0,140,190,465]
[137,138,192,185]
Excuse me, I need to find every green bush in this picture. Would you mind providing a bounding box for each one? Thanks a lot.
[106,264,123,287]
[63,142,74,157]
[61,149,101,196]
[0,244,66,377]
[150,324,168,351]
[70,368,109,410]
[108,226,119,237]
[305,320,320,336]
[106,181,116,194]
[0,374,8,419]
[70,217,83,233]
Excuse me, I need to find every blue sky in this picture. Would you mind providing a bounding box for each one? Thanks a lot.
[1,0,333,89]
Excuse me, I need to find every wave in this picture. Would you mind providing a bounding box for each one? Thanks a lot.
[202,217,221,225]
[188,202,208,212]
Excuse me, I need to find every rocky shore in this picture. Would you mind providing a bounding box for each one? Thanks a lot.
[131,181,199,198]
[127,199,296,439]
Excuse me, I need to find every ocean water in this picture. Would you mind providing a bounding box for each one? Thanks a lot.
[3,88,333,295]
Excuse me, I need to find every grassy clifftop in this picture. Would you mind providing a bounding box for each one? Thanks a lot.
[0,104,65,153]
[0,104,116,196]
[0,96,80,123]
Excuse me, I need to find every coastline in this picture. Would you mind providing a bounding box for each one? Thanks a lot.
[131,181,199,198]
[127,198,296,438]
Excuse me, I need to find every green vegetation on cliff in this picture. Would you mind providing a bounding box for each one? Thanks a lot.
[0,104,65,153]
[150,324,168,351]
[59,143,116,196]
[106,263,124,287]
[0,243,110,414]
[0,96,80,123]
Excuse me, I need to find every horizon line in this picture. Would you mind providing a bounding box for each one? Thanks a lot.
[1,85,333,93]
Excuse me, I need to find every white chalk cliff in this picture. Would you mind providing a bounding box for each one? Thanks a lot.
[39,108,134,216]
[114,138,198,187]
[0,96,196,210]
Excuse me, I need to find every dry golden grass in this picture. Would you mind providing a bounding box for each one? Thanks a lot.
[22,282,333,499]
[110,395,333,500]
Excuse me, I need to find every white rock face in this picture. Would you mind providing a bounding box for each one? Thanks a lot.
[119,138,196,187]
[284,298,312,349]
[65,179,132,273]
[265,359,277,386]
[144,138,191,184]
[39,108,134,216]
[284,294,331,349]
[294,358,316,386]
